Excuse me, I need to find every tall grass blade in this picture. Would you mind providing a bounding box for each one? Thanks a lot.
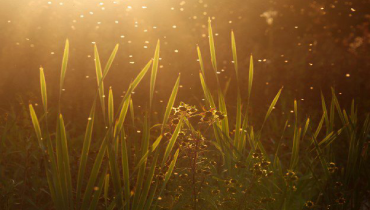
[132,115,150,208]
[94,44,106,122]
[162,119,182,165]
[155,149,180,209]
[199,73,216,108]
[130,99,135,126]
[104,174,110,208]
[116,95,131,135]
[231,31,238,78]
[89,167,108,210]
[248,55,254,100]
[81,138,107,209]
[40,67,47,113]
[59,39,69,96]
[108,87,114,126]
[150,40,160,109]
[29,105,44,150]
[106,138,124,209]
[76,102,96,202]
[161,75,180,133]
[261,87,283,130]
[58,114,73,209]
[102,44,119,79]
[136,150,159,210]
[121,133,131,209]
[197,46,206,76]
[208,18,218,76]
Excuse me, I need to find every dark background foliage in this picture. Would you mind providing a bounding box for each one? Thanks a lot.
[1,0,370,117]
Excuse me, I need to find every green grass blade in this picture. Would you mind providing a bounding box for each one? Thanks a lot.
[130,99,135,127]
[136,151,160,210]
[29,104,44,150]
[40,67,47,113]
[132,115,150,208]
[130,60,153,94]
[58,115,73,208]
[102,44,119,79]
[94,44,106,122]
[231,30,238,78]
[155,149,180,208]
[314,113,326,139]
[116,60,152,117]
[208,17,218,76]
[116,95,131,134]
[162,119,182,165]
[161,75,180,133]
[320,92,330,134]
[290,127,301,169]
[81,138,107,209]
[197,46,206,76]
[218,92,229,138]
[106,138,124,208]
[235,93,242,151]
[132,135,162,174]
[108,87,114,126]
[150,40,160,109]
[199,73,216,108]
[261,87,283,130]
[76,102,96,202]
[104,174,110,208]
[302,118,310,139]
[244,54,254,128]
[59,39,69,96]
[248,54,254,103]
[231,30,242,151]
[89,167,108,210]
[121,133,131,209]
[331,88,346,127]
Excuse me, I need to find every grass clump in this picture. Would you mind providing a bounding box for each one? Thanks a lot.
[1,20,369,210]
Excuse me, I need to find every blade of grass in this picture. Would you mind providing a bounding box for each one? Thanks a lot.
[154,149,180,209]
[59,39,69,97]
[106,137,124,209]
[132,135,162,174]
[89,167,109,210]
[197,46,206,77]
[94,44,106,122]
[76,102,96,202]
[104,174,110,208]
[248,55,253,103]
[162,119,183,165]
[81,138,108,209]
[108,87,114,126]
[199,73,216,108]
[121,133,131,209]
[261,87,283,131]
[130,99,135,127]
[132,115,150,208]
[150,40,160,109]
[29,105,44,150]
[231,31,238,78]
[58,115,73,209]
[136,150,160,210]
[102,44,119,79]
[40,67,47,113]
[231,31,242,152]
[161,75,180,133]
[208,18,218,79]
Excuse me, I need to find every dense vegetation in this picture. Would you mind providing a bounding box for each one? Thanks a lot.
[1,20,369,210]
